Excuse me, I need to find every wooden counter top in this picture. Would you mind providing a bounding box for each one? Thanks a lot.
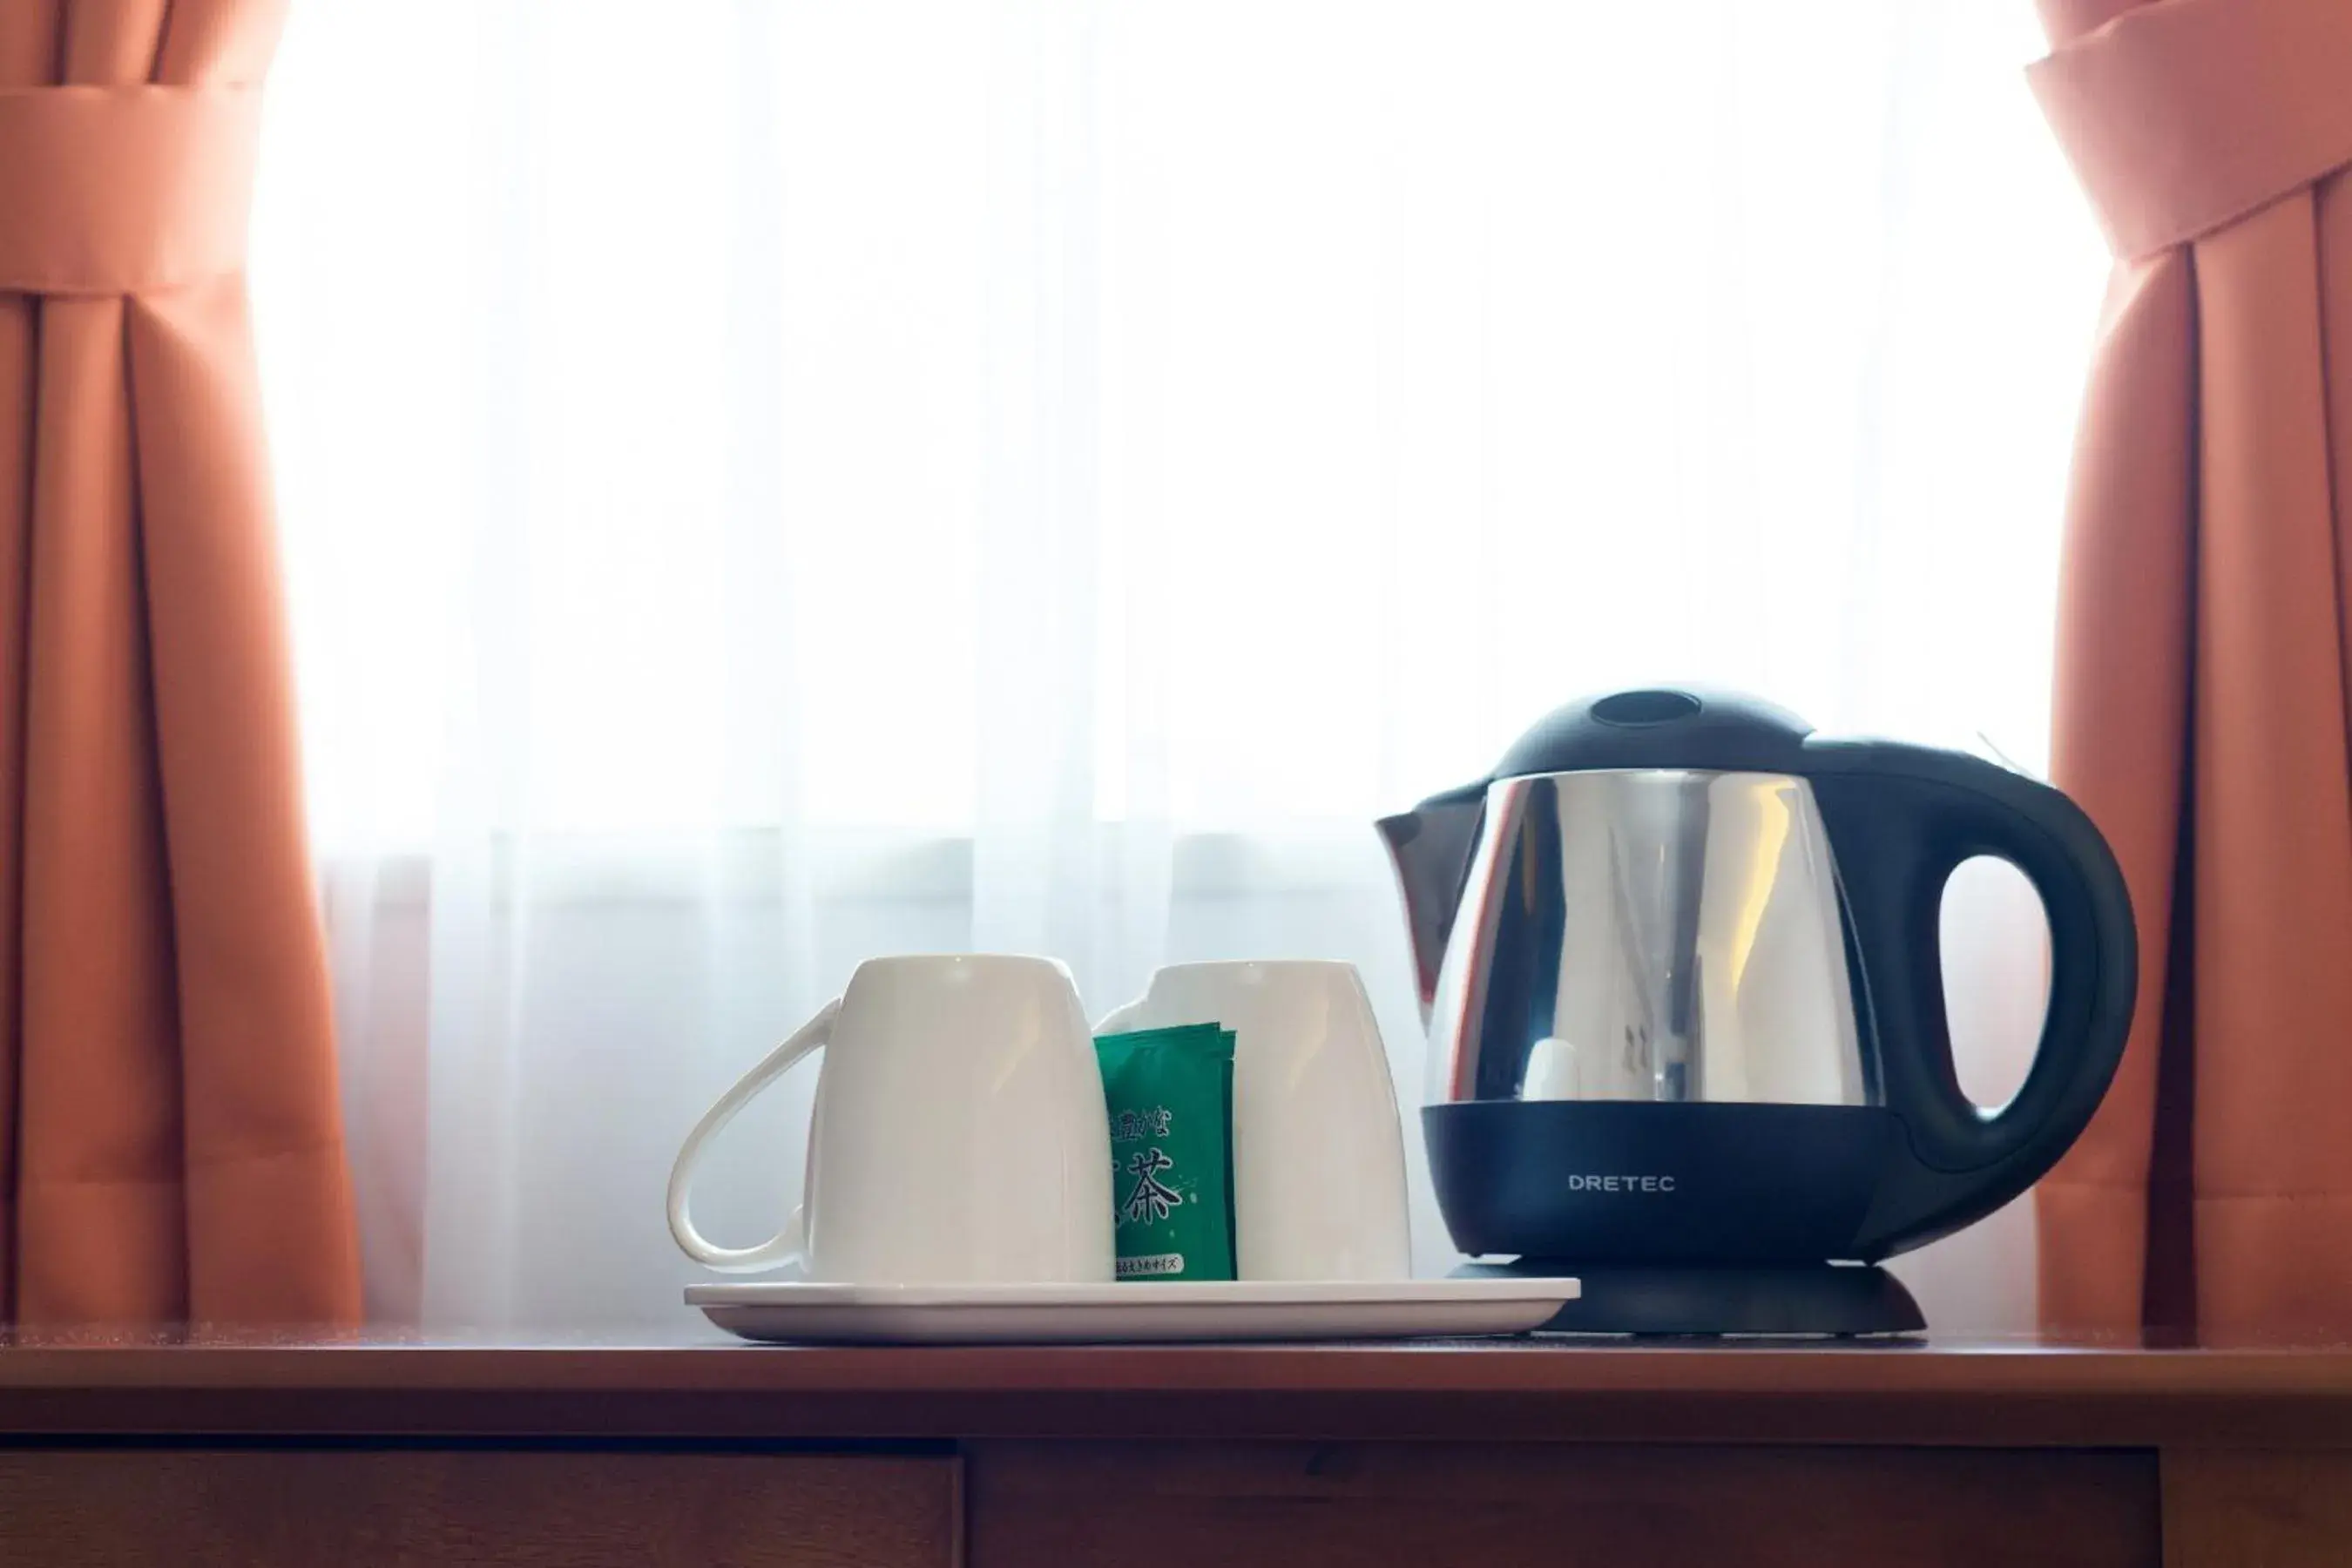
[5,1335,2351,1447]
[8,1337,2352,1565]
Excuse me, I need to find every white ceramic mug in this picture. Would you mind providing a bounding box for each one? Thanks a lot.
[1097,960,1410,1281]
[669,954,1114,1284]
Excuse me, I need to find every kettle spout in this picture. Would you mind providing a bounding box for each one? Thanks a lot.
[1375,781,1488,1026]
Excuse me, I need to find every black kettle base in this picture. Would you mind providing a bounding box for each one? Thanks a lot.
[1451,1260,1927,1338]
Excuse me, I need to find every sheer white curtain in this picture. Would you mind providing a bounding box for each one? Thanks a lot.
[251,0,2105,1331]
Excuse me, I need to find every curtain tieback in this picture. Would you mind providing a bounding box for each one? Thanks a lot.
[2030,0,2352,260]
[0,85,262,297]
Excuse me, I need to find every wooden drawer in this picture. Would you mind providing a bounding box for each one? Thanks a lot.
[968,1440,2157,1568]
[2166,1450,2352,1568]
[0,1448,959,1567]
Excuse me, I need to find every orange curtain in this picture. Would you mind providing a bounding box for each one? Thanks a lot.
[2032,0,2352,1342]
[0,0,358,1328]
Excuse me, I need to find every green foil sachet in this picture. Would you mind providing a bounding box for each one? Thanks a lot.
[1094,1024,1237,1281]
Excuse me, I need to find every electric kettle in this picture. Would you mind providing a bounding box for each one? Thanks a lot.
[1377,689,2135,1331]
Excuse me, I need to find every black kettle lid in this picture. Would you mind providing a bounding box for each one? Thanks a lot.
[1492,687,1815,777]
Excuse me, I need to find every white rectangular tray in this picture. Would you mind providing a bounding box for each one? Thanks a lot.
[688,1276,1580,1345]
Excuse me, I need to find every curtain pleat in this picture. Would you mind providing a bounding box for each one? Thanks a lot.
[0,3,62,1329]
[2035,251,2196,1335]
[131,274,355,1322]
[2189,186,2352,1336]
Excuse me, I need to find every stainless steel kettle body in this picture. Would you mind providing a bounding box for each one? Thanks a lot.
[1427,769,1864,1110]
[1379,689,2137,1267]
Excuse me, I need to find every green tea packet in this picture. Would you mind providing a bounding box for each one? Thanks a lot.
[1094,1024,1237,1281]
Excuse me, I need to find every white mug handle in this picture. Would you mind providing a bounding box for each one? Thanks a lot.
[1094,997,1148,1034]
[667,997,841,1273]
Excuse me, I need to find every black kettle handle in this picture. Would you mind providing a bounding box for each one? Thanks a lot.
[1802,740,2136,1255]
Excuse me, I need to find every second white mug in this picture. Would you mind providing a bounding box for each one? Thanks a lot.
[1098,959,1411,1281]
